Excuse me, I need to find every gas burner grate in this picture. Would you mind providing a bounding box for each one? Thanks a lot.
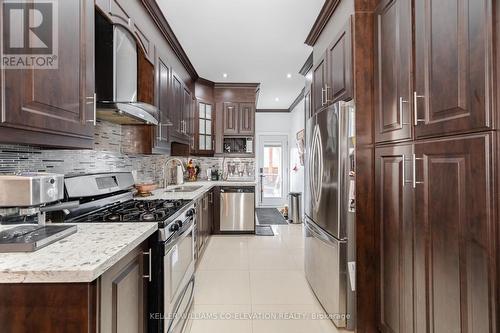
[72,199,191,223]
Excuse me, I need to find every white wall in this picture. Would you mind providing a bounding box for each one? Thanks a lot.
[288,100,305,213]
[255,112,292,134]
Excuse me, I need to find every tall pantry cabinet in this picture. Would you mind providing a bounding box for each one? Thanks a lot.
[374,0,498,332]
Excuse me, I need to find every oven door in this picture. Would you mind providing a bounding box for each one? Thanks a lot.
[164,223,195,333]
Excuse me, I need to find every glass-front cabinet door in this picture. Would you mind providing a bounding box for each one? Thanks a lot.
[197,102,214,153]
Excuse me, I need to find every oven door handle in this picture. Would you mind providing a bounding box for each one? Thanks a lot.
[165,223,194,253]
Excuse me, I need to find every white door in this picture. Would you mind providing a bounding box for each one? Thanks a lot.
[257,135,288,207]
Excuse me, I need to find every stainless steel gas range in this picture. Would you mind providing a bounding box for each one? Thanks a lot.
[62,172,196,333]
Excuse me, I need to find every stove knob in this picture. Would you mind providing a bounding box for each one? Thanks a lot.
[169,223,180,232]
[176,220,183,228]
[186,208,195,217]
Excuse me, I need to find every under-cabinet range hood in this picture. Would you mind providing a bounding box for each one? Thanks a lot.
[95,11,159,125]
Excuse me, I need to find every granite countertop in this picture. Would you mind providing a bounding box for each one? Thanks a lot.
[0,222,158,283]
[145,180,257,201]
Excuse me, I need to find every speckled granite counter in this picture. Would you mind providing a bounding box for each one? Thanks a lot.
[0,223,158,283]
[146,180,257,201]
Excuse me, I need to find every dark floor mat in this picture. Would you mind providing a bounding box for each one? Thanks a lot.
[255,225,275,236]
[256,208,288,225]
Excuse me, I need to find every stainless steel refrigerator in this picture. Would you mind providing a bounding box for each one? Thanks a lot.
[304,101,356,330]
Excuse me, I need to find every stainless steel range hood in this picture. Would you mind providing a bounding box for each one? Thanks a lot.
[95,11,159,125]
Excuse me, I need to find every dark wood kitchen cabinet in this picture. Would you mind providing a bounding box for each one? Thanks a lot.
[414,0,494,138]
[196,190,213,264]
[222,102,255,136]
[169,73,184,141]
[0,241,150,333]
[0,0,95,148]
[374,0,412,143]
[375,144,414,333]
[195,101,215,155]
[326,18,353,104]
[100,242,148,333]
[413,134,496,333]
[312,54,327,114]
[376,135,497,333]
[183,87,192,138]
[168,74,190,145]
[154,56,172,152]
[304,80,313,120]
[312,17,353,114]
[223,102,239,135]
[239,103,255,135]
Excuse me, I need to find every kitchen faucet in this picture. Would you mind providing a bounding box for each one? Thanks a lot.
[163,157,186,187]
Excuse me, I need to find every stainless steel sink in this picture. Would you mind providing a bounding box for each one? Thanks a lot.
[165,185,204,193]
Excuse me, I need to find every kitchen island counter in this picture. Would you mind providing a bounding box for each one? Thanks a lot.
[0,222,158,283]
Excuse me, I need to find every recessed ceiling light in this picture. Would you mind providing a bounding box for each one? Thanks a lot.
[275,97,280,102]
[287,73,292,79]
[222,73,228,78]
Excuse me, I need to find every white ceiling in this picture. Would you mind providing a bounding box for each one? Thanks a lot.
[156,0,324,109]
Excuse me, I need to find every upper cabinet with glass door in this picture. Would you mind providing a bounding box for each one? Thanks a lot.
[196,102,215,155]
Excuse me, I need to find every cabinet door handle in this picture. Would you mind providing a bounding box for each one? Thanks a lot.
[413,92,426,126]
[157,122,162,140]
[321,88,326,106]
[86,94,96,126]
[399,97,410,126]
[402,154,413,187]
[325,84,331,104]
[143,248,152,282]
[412,154,425,188]
[209,192,213,203]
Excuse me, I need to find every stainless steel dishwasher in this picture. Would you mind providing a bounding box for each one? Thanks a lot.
[220,187,255,232]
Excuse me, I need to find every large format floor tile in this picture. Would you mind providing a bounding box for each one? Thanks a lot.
[248,248,297,271]
[194,270,251,305]
[187,224,340,333]
[198,246,249,271]
[250,270,316,305]
[251,304,339,333]
[189,304,253,333]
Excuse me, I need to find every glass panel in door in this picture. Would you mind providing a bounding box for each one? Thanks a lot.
[263,145,283,198]
[258,135,288,207]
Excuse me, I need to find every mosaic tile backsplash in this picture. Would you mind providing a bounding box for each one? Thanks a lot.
[0,121,255,183]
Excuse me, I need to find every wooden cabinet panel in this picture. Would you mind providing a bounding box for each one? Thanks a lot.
[304,82,313,120]
[375,144,413,333]
[169,73,183,140]
[190,96,197,151]
[312,55,327,113]
[183,88,192,138]
[326,18,353,104]
[100,243,148,333]
[239,103,255,135]
[0,0,94,148]
[156,57,171,148]
[414,0,493,138]
[374,0,412,143]
[0,282,97,333]
[223,102,239,135]
[207,189,214,236]
[414,134,495,333]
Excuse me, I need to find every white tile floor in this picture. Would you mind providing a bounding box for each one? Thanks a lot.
[187,224,340,333]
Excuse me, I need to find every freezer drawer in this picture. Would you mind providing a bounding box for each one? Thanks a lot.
[220,188,255,232]
[304,218,351,328]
